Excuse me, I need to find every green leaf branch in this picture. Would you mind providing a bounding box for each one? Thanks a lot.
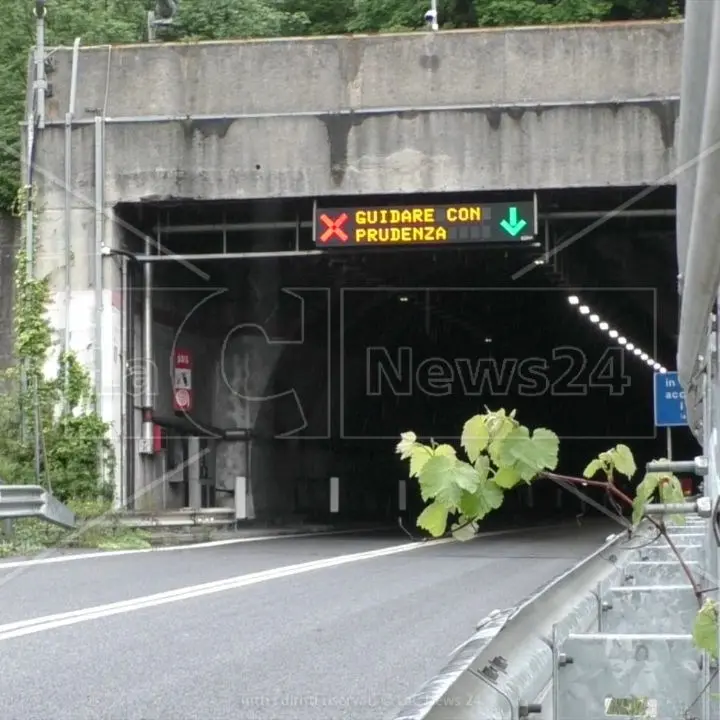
[396,408,717,661]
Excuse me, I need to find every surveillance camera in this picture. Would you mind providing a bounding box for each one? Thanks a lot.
[424,8,438,29]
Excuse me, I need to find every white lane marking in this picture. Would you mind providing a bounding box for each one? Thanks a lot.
[0,526,393,570]
[0,538,456,641]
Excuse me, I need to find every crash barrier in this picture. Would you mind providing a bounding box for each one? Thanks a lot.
[393,515,716,720]
[116,507,236,528]
[0,483,75,529]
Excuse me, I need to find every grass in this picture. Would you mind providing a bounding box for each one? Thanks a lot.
[0,499,153,558]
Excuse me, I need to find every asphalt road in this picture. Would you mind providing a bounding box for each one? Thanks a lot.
[0,521,618,720]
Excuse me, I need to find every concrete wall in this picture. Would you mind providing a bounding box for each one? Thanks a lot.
[32,20,682,205]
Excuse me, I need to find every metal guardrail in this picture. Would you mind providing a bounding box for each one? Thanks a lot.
[393,525,641,720]
[115,507,235,528]
[397,511,716,720]
[0,484,75,529]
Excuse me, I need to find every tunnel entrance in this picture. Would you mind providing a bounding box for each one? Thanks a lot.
[112,187,698,526]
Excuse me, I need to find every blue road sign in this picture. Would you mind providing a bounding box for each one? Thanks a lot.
[653,371,688,427]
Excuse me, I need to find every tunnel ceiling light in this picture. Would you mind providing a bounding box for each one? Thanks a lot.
[570,296,664,375]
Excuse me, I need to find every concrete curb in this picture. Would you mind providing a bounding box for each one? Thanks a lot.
[144,524,390,547]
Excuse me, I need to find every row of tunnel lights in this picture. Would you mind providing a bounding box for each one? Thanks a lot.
[568,295,668,374]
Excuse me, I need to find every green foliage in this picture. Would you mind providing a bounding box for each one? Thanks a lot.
[0,188,114,506]
[0,499,151,557]
[398,412,714,664]
[692,599,718,660]
[631,464,686,527]
[396,409,559,539]
[583,443,636,481]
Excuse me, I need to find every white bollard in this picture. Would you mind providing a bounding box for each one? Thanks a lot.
[235,476,247,520]
[187,436,201,508]
[398,480,407,512]
[330,476,339,513]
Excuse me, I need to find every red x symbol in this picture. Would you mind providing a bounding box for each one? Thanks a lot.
[319,213,349,243]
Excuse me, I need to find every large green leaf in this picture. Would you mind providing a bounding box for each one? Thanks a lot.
[530,428,560,470]
[461,415,489,463]
[583,458,603,479]
[491,425,527,468]
[632,472,660,525]
[454,460,482,493]
[611,444,636,478]
[396,431,417,460]
[417,501,448,537]
[693,600,719,659]
[493,466,522,489]
[417,455,463,506]
[409,445,433,478]
[659,475,687,526]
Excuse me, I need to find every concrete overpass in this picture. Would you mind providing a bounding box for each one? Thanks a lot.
[25,19,684,515]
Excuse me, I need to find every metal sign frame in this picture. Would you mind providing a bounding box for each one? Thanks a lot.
[312,194,539,249]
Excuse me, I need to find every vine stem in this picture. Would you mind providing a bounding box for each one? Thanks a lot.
[542,471,703,605]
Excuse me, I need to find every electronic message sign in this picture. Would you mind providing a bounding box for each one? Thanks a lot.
[314,199,537,248]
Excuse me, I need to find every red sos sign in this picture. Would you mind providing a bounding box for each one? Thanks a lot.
[173,349,193,412]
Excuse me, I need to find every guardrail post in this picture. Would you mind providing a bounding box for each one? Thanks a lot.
[1,518,13,538]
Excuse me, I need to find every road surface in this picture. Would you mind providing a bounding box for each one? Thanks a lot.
[0,521,617,720]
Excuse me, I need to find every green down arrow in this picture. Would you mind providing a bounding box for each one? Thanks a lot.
[499,207,528,237]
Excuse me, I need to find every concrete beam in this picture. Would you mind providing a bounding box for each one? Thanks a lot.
[44,21,682,121]
[31,20,682,203]
[34,101,678,205]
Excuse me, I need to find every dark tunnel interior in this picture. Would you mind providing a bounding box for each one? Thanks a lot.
[116,186,701,529]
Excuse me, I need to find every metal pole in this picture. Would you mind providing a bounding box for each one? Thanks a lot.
[126,260,135,510]
[137,250,325,262]
[119,256,128,510]
[62,38,81,400]
[32,97,682,129]
[140,233,155,506]
[541,209,676,220]
[34,2,46,130]
[666,427,673,460]
[93,117,104,409]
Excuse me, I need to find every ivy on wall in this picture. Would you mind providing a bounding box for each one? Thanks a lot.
[0,186,114,503]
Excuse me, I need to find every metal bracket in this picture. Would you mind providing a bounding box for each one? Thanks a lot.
[644,496,712,518]
[646,456,709,476]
